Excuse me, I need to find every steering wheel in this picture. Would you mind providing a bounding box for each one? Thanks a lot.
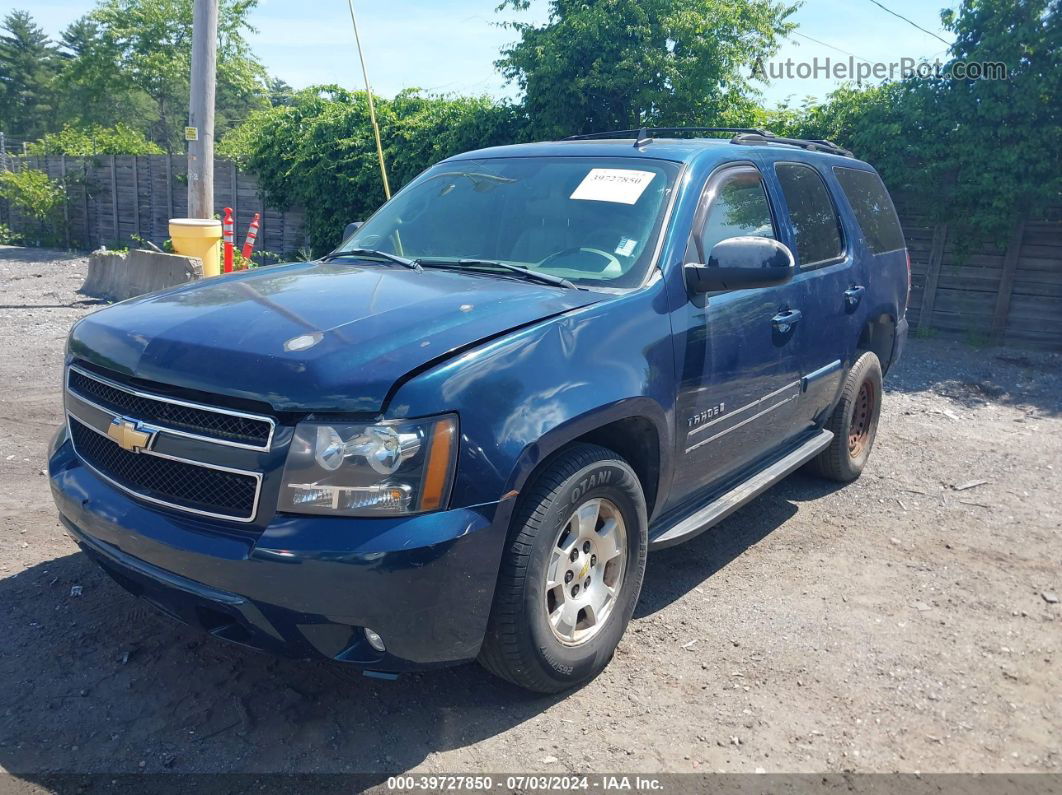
[537,247,621,273]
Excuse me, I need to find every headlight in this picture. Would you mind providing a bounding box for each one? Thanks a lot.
[278,415,457,516]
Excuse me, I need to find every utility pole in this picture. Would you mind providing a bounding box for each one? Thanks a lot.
[187,0,218,219]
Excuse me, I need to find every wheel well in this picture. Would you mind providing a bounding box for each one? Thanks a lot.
[569,416,661,518]
[858,315,896,374]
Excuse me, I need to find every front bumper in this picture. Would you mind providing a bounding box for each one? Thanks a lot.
[49,433,507,671]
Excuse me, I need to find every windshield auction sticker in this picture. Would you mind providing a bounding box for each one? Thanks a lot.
[570,168,656,205]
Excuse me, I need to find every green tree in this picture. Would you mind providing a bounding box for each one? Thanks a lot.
[0,11,61,138]
[496,0,797,139]
[77,0,266,150]
[55,16,147,130]
[266,76,295,107]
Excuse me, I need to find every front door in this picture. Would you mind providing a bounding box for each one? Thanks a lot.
[667,164,805,509]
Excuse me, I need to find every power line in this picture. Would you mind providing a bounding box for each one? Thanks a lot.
[793,31,873,64]
[862,0,952,45]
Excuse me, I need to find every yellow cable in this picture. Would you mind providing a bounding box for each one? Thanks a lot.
[347,0,392,199]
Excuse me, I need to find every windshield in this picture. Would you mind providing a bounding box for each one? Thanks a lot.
[337,156,681,289]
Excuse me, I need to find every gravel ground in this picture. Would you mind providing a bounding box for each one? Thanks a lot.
[0,246,1059,783]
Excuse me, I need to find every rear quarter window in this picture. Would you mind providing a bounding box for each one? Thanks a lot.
[833,167,906,254]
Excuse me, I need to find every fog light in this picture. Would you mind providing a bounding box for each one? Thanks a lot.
[364,627,386,652]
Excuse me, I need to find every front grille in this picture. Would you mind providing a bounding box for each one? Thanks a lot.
[69,418,260,522]
[68,367,273,449]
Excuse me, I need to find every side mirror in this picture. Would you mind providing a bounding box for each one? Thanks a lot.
[685,236,795,294]
[342,221,363,243]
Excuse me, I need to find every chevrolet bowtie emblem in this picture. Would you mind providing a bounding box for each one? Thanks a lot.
[107,418,153,453]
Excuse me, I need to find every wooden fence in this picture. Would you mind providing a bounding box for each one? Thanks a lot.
[897,196,1062,349]
[2,154,1061,349]
[0,154,306,257]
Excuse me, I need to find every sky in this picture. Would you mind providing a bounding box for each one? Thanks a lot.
[23,0,958,109]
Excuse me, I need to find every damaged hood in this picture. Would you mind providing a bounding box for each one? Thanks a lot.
[69,260,602,413]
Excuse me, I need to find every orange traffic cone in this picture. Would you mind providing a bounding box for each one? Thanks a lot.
[242,213,260,260]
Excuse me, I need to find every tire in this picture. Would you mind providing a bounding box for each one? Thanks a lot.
[479,443,648,693]
[810,350,883,482]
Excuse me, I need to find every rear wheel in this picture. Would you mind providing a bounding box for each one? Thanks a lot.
[479,444,647,693]
[810,350,883,482]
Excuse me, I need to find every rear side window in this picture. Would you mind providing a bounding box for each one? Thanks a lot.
[833,167,906,253]
[775,163,844,267]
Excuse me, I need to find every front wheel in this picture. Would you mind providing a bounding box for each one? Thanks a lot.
[479,444,647,693]
[810,350,883,482]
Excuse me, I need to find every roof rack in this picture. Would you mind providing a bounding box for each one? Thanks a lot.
[564,126,770,143]
[731,131,853,158]
[560,126,854,157]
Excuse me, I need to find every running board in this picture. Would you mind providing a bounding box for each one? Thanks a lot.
[648,429,834,550]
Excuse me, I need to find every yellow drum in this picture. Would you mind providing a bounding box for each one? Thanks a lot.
[169,218,222,278]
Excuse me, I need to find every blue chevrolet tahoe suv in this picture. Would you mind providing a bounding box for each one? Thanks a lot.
[49,128,909,693]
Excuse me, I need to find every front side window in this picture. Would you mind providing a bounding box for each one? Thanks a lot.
[833,167,905,254]
[693,169,775,262]
[338,156,680,289]
[775,163,844,267]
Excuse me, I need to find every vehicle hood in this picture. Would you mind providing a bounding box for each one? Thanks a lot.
[69,260,602,413]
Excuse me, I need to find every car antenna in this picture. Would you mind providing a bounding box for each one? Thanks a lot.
[634,126,653,148]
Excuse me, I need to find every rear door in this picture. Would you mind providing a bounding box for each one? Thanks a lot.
[668,163,805,507]
[832,165,910,363]
[766,160,858,430]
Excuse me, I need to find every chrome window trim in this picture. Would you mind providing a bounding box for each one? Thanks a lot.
[66,413,263,524]
[67,364,275,452]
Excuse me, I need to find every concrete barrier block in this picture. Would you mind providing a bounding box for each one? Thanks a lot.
[81,249,203,301]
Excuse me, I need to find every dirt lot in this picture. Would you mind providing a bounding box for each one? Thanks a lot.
[0,246,1059,782]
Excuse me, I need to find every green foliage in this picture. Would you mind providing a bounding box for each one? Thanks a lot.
[266,76,295,107]
[53,16,141,131]
[82,0,268,150]
[0,167,64,220]
[495,0,798,139]
[215,106,280,162]
[932,0,1060,244]
[0,11,62,138]
[386,90,524,187]
[0,167,66,245]
[231,86,523,253]
[26,122,164,155]
[0,3,270,150]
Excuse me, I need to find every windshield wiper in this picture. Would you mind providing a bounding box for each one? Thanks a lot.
[417,258,577,289]
[320,248,421,270]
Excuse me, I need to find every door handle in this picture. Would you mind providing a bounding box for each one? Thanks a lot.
[771,309,802,333]
[844,285,866,308]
